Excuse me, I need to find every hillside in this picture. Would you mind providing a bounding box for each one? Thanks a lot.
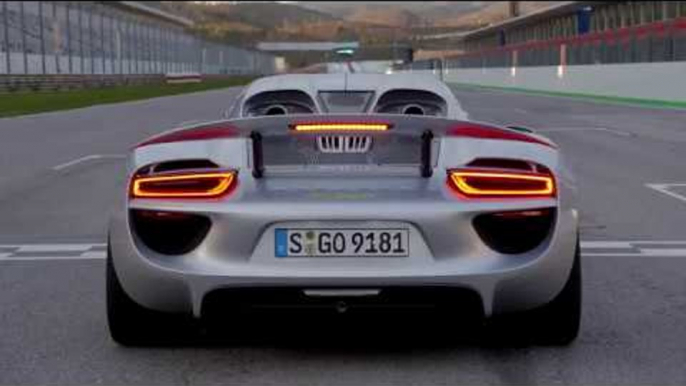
[157,1,338,27]
[299,2,484,28]
[155,1,562,48]
[344,7,425,28]
[158,1,416,45]
[432,1,563,27]
[302,2,563,29]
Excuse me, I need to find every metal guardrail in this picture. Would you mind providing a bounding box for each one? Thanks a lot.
[0,74,164,92]
[0,73,255,93]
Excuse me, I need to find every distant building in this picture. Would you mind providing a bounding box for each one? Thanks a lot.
[403,1,686,70]
[257,41,413,68]
[0,1,276,75]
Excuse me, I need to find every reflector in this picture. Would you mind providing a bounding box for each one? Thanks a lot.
[131,171,236,198]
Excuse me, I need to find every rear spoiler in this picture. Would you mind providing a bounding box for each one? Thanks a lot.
[138,114,555,142]
[135,114,556,179]
[208,114,467,137]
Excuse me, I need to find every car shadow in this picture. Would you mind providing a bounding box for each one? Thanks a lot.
[130,312,545,350]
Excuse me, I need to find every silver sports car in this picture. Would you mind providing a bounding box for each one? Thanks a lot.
[107,74,581,345]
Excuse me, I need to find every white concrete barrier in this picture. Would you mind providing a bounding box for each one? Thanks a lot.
[441,62,686,103]
[165,73,202,84]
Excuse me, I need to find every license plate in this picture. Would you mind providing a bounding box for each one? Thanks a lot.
[275,228,409,258]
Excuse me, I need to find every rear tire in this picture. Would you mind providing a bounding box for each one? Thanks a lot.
[106,246,194,346]
[492,241,582,346]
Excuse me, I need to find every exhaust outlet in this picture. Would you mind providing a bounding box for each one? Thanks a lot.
[336,301,349,314]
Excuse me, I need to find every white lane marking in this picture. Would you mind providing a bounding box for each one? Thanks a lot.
[0,243,106,249]
[538,127,633,137]
[0,255,104,261]
[582,253,643,257]
[79,251,107,259]
[581,240,686,248]
[646,183,686,204]
[0,243,105,261]
[581,241,633,248]
[176,119,203,127]
[52,154,126,171]
[639,248,686,257]
[4,249,686,260]
[16,244,97,253]
[513,108,528,114]
[584,252,686,257]
[0,241,686,261]
[52,155,102,170]
[629,241,686,245]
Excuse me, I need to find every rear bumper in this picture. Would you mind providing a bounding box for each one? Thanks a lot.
[108,204,578,318]
[201,286,485,323]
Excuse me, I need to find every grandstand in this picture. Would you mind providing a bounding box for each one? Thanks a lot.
[0,1,276,77]
[402,1,686,70]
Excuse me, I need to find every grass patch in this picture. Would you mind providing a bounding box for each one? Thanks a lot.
[451,82,686,110]
[0,76,256,118]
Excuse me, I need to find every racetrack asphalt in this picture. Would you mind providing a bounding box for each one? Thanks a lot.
[1,84,685,385]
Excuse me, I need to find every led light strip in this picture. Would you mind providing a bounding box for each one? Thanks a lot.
[449,171,555,197]
[292,123,390,132]
[132,172,236,198]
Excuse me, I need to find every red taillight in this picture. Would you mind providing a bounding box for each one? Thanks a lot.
[448,169,555,198]
[291,122,391,132]
[448,124,556,148]
[130,171,237,199]
[135,125,239,148]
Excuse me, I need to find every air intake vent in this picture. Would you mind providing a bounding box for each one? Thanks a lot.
[466,158,535,172]
[317,135,372,154]
[131,210,211,255]
[150,159,218,174]
[135,159,218,176]
[473,208,556,254]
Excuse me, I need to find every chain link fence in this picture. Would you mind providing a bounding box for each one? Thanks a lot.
[0,1,276,76]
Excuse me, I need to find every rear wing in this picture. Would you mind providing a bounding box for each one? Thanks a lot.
[136,114,556,179]
[212,114,465,137]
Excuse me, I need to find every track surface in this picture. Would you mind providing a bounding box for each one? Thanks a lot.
[1,85,686,385]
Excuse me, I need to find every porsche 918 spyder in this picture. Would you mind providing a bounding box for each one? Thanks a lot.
[107,74,581,346]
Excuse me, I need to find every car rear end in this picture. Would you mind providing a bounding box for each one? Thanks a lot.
[108,114,578,334]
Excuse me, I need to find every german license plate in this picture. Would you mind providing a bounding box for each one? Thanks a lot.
[275,228,409,258]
